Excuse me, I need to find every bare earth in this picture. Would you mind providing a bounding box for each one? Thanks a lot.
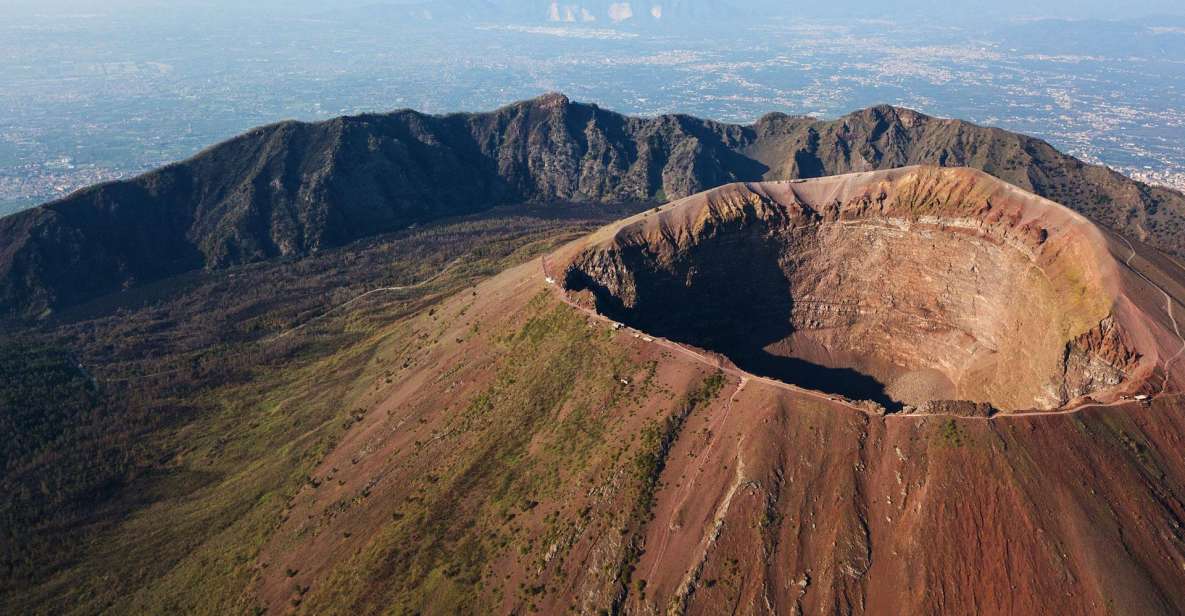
[252,167,1185,615]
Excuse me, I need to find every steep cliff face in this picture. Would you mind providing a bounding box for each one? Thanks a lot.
[3,95,1183,318]
[563,167,1154,413]
[1061,316,1140,402]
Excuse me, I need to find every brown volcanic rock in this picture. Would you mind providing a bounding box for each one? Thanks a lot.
[245,168,1185,615]
[3,96,1184,319]
[562,166,1169,413]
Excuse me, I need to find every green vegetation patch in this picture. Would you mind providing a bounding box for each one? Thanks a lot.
[611,371,726,612]
[938,419,965,448]
[0,342,138,590]
[304,295,636,614]
[0,208,629,615]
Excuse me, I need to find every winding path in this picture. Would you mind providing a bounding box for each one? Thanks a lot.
[644,377,748,587]
[109,258,466,383]
[268,257,464,342]
[1118,235,1185,396]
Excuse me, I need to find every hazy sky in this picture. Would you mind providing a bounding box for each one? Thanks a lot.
[6,0,1185,21]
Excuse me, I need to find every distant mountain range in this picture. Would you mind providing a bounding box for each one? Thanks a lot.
[2,93,1182,319]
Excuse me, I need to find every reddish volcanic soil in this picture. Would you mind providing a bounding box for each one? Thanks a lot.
[252,167,1185,615]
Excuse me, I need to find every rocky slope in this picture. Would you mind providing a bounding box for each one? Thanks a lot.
[242,170,1185,614]
[2,168,1184,615]
[2,94,1183,319]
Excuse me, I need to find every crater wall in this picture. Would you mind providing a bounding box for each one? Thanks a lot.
[564,167,1143,412]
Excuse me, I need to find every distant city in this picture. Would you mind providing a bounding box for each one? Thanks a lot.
[3,6,1184,215]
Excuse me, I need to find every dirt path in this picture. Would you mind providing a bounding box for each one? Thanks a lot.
[669,444,749,616]
[541,255,1181,421]
[109,258,467,383]
[1118,236,1185,396]
[269,257,464,342]
[644,377,748,587]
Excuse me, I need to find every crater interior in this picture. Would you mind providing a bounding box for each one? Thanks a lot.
[564,167,1141,412]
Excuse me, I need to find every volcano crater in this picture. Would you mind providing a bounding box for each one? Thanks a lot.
[563,168,1144,413]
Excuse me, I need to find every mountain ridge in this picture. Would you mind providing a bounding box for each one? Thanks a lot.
[2,93,1183,319]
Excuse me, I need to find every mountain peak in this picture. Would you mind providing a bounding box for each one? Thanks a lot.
[847,104,932,126]
[533,91,571,109]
